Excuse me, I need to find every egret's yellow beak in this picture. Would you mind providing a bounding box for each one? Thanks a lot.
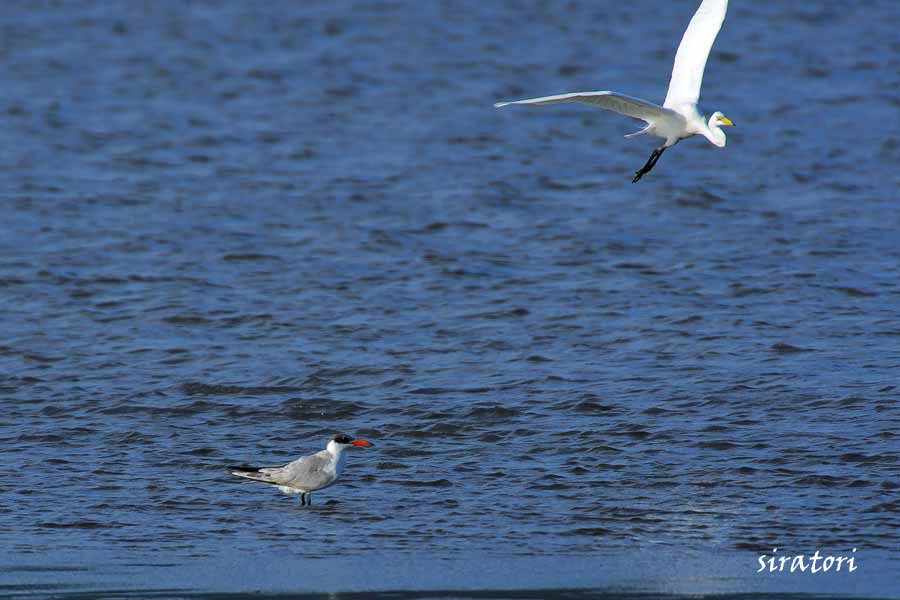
[719,116,734,126]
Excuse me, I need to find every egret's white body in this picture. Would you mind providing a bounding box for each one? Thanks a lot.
[495,0,734,182]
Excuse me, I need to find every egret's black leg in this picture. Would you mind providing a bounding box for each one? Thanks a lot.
[632,146,666,183]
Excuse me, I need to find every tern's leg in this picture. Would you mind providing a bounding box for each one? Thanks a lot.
[300,493,306,506]
[307,494,312,506]
[632,146,666,183]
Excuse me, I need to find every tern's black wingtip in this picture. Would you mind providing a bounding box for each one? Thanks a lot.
[228,465,262,472]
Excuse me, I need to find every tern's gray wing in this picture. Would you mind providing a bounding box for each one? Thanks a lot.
[281,452,335,490]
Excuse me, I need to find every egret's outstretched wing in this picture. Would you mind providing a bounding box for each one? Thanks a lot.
[495,91,674,125]
[663,0,728,110]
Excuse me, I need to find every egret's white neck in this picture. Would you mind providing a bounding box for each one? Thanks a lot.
[704,115,727,147]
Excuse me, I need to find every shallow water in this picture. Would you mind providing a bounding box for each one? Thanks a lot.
[0,1,898,598]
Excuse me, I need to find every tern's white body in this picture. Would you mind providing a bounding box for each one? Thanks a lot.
[495,0,734,181]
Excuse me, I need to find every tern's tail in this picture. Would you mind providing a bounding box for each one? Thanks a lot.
[229,466,275,483]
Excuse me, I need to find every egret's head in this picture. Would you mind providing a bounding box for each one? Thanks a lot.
[711,111,734,127]
[704,111,733,147]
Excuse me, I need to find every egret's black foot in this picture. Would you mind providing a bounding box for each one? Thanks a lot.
[632,147,666,183]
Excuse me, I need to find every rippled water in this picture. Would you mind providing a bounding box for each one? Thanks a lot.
[1,1,898,598]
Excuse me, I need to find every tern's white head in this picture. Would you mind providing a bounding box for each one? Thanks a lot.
[326,433,374,455]
[705,111,734,147]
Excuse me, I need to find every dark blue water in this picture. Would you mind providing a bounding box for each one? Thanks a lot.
[1,1,898,598]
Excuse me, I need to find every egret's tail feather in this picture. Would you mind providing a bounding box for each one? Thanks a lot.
[624,126,650,138]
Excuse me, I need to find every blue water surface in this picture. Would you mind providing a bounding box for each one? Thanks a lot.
[0,1,897,598]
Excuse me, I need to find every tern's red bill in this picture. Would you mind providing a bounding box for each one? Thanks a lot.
[352,439,373,447]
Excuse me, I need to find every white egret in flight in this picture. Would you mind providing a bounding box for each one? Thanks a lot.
[495,0,733,182]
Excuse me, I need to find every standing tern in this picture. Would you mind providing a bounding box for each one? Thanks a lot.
[494,0,733,182]
[230,433,374,506]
